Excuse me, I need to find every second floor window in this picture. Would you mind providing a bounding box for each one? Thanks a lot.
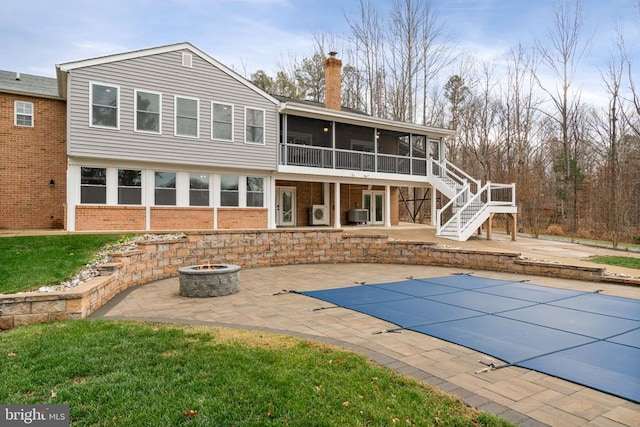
[135,91,161,133]
[212,102,233,141]
[15,101,33,127]
[245,107,264,144]
[91,83,119,128]
[175,96,198,137]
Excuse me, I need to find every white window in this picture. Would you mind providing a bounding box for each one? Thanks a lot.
[135,90,161,133]
[15,101,33,127]
[212,102,233,141]
[220,175,239,206]
[80,167,107,204]
[155,172,176,205]
[175,96,199,137]
[90,83,119,128]
[247,177,264,207]
[118,169,142,205]
[189,173,209,206]
[245,107,265,144]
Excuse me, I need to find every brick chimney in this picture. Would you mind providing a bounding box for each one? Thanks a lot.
[323,51,342,110]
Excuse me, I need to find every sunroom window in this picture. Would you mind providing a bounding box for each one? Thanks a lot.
[91,83,118,128]
[155,172,176,205]
[118,169,142,205]
[189,173,210,206]
[246,177,264,207]
[80,167,107,204]
[220,175,239,206]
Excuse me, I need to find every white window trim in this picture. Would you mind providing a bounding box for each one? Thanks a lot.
[134,89,162,135]
[174,95,200,138]
[244,107,266,145]
[89,81,120,130]
[14,101,34,127]
[211,101,234,142]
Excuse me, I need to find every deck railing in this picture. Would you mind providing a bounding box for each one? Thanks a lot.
[281,143,430,176]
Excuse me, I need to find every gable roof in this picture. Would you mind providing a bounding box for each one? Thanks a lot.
[55,42,279,104]
[0,70,59,99]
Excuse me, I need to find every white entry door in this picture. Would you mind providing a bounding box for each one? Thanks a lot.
[276,187,296,226]
[363,191,384,225]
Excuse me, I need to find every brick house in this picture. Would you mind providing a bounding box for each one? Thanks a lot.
[0,71,66,229]
[1,43,516,241]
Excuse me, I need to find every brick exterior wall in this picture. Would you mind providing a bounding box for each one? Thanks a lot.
[2,229,637,330]
[76,206,146,231]
[217,208,268,229]
[0,93,66,229]
[150,207,214,230]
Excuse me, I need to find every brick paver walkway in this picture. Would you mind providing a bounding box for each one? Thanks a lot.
[93,263,640,427]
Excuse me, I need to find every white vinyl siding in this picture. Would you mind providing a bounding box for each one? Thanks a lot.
[135,90,161,134]
[14,101,34,127]
[90,82,119,129]
[211,102,233,141]
[245,107,265,144]
[175,96,199,138]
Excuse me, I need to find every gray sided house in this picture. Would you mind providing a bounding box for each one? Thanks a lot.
[57,43,280,231]
[55,42,516,241]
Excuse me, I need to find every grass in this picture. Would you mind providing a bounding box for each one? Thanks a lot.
[0,234,123,294]
[588,256,640,270]
[0,320,513,426]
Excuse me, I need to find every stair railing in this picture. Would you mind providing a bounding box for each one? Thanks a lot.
[443,160,482,194]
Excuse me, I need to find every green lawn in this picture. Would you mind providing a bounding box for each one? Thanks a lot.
[0,235,123,294]
[0,320,513,426]
[588,256,640,270]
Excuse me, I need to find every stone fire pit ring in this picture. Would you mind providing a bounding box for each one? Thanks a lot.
[178,264,241,297]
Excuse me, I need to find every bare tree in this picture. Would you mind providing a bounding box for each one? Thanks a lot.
[346,0,386,117]
[535,0,590,233]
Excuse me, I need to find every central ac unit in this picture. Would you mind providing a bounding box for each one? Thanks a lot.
[309,205,329,225]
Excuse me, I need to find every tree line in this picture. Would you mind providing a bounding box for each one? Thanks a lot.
[249,0,640,246]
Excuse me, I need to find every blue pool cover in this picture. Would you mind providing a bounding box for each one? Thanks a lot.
[300,275,640,403]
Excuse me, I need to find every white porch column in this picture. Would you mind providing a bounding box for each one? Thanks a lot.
[384,185,391,227]
[333,181,341,228]
[431,187,437,226]
[268,177,277,229]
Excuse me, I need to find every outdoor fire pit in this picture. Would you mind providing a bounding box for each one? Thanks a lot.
[178,263,241,297]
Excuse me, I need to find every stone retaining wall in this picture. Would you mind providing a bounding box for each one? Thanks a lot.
[1,229,638,330]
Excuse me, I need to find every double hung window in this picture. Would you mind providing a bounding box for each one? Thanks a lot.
[245,107,265,144]
[189,173,210,206]
[246,177,264,207]
[212,102,233,141]
[80,167,107,204]
[175,96,199,137]
[155,172,176,205]
[15,101,33,127]
[220,175,239,206]
[118,169,142,204]
[91,83,119,128]
[135,91,161,133]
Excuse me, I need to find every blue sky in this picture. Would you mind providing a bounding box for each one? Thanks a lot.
[1,0,638,106]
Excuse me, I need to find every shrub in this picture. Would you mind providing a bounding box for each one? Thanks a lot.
[545,224,565,236]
